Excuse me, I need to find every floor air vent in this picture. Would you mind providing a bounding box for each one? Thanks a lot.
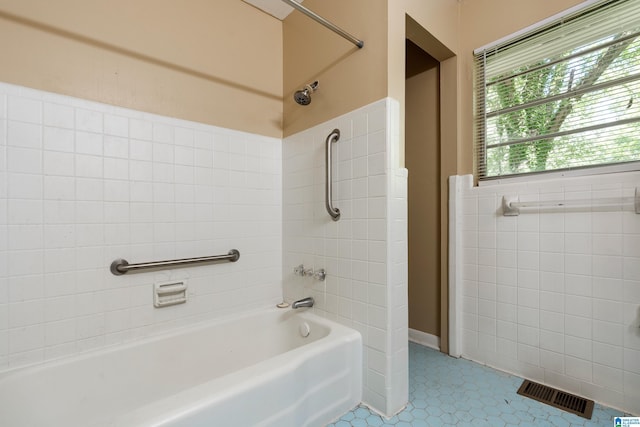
[517,380,594,419]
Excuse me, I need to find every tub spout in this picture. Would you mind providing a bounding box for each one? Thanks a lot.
[292,297,314,309]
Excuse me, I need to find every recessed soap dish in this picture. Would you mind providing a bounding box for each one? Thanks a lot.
[154,281,187,308]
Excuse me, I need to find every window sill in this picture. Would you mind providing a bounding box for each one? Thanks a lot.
[478,162,640,187]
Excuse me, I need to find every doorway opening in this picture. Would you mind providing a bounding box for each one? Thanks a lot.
[406,40,441,349]
[404,15,457,354]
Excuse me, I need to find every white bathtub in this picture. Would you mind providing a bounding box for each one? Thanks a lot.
[0,307,362,427]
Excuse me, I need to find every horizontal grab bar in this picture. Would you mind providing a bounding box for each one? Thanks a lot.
[502,188,639,216]
[110,249,240,275]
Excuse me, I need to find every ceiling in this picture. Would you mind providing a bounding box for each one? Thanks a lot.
[243,0,304,20]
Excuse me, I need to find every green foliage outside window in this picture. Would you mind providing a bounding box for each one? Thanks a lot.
[477,4,640,180]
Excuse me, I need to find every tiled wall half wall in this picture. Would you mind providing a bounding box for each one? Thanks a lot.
[0,82,283,372]
[0,81,410,419]
[452,172,640,415]
[282,98,409,416]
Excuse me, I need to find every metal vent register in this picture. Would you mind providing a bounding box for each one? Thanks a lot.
[517,380,594,419]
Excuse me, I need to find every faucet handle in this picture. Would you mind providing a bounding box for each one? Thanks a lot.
[313,269,326,281]
[293,264,326,281]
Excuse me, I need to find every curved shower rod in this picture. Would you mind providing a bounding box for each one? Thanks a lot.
[280,0,364,49]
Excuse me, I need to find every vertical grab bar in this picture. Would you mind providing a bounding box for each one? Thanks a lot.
[325,129,341,221]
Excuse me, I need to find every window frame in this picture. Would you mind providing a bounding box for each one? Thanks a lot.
[474,0,640,182]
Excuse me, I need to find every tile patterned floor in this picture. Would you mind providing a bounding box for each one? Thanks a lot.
[328,342,627,427]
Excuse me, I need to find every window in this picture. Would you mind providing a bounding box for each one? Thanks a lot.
[475,0,640,180]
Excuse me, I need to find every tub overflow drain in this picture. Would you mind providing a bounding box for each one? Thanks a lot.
[299,322,310,338]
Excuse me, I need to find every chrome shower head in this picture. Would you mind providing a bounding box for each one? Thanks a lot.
[294,81,319,106]
[294,89,312,106]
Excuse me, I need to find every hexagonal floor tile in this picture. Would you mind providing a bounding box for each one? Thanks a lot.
[326,343,628,427]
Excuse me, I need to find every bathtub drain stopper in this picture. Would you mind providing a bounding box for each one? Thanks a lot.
[277,301,290,308]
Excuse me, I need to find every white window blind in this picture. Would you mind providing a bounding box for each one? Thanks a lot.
[475,0,640,180]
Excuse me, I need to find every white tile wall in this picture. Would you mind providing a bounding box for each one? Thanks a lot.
[282,98,408,417]
[0,82,282,372]
[454,172,640,415]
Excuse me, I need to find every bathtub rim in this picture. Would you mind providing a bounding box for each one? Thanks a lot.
[0,305,348,380]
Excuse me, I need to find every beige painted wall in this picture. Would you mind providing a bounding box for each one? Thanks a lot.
[282,0,388,137]
[389,0,460,168]
[0,0,586,157]
[0,0,283,137]
[457,0,586,174]
[0,0,465,149]
[388,0,460,103]
[406,64,440,337]
[282,0,461,149]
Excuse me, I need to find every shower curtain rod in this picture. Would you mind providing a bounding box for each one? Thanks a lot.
[280,0,364,48]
